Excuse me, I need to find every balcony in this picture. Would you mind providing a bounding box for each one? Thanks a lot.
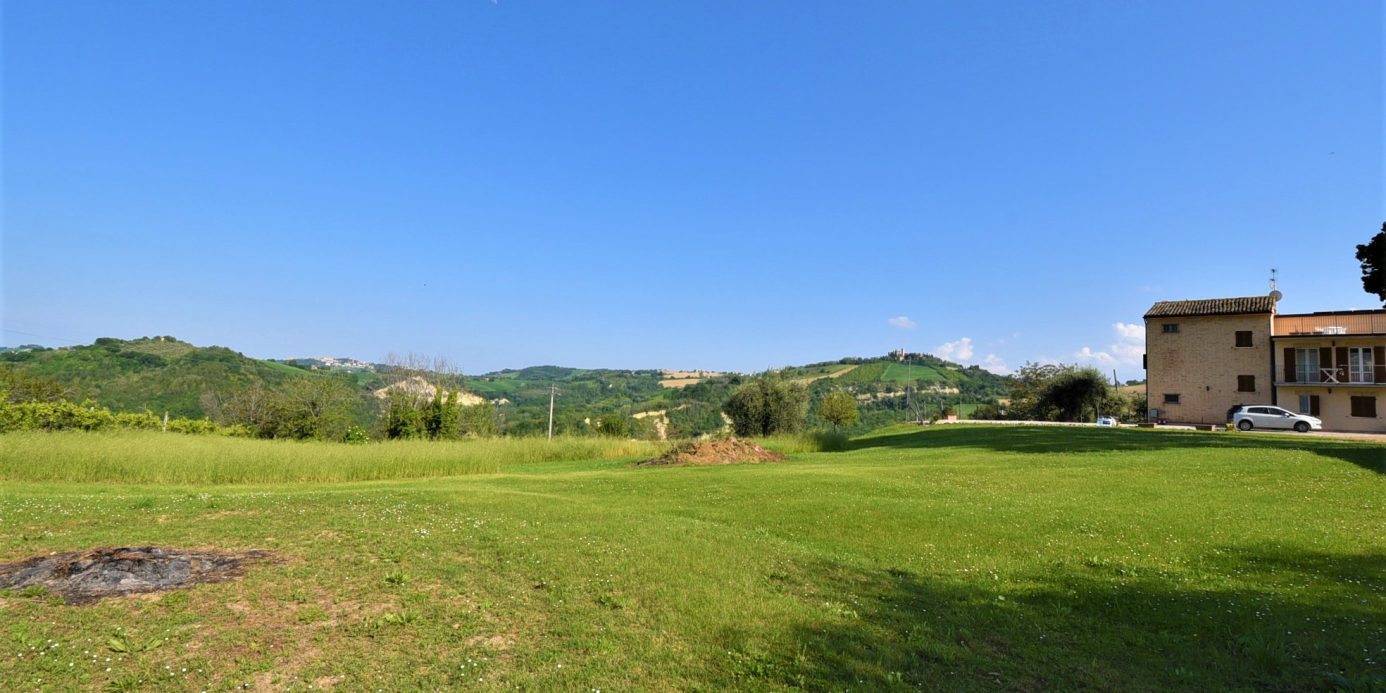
[1277,368,1385,388]
[1275,312,1386,336]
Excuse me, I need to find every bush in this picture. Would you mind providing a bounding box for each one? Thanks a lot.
[0,399,113,432]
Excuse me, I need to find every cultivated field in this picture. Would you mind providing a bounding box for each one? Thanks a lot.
[1,426,1382,691]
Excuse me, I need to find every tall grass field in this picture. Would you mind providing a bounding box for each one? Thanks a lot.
[1,425,1382,691]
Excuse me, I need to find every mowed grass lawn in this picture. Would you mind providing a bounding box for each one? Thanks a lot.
[1,426,1382,691]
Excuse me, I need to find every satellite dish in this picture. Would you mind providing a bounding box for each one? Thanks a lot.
[1269,290,1283,302]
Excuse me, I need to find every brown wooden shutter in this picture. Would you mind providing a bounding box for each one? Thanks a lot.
[1374,346,1385,383]
[1284,348,1296,382]
[1309,395,1320,417]
[1335,347,1349,382]
[1369,397,1379,418]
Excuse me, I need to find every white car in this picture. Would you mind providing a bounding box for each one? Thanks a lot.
[1096,416,1117,427]
[1231,405,1322,433]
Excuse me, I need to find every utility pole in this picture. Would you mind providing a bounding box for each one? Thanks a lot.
[905,349,912,423]
[547,385,557,440]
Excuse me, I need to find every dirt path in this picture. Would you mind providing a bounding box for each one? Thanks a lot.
[794,364,859,385]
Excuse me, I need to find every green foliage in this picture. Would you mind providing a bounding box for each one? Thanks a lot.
[1356,221,1386,304]
[816,390,859,430]
[1035,367,1110,421]
[385,390,426,440]
[0,398,225,434]
[344,425,370,443]
[0,336,307,418]
[594,413,631,438]
[460,400,499,437]
[723,374,809,436]
[1007,363,1132,422]
[0,364,70,403]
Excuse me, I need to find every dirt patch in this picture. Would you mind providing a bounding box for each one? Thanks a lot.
[0,546,272,604]
[636,439,787,467]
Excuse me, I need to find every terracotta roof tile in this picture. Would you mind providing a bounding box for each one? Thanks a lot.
[1144,296,1276,318]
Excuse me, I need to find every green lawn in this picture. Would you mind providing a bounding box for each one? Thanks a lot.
[1,426,1382,691]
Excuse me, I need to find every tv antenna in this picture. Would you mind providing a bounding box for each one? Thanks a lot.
[1268,268,1282,302]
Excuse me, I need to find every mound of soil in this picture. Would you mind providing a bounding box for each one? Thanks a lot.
[0,546,271,604]
[637,438,787,467]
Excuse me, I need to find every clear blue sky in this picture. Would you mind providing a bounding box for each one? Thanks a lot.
[3,1,1382,379]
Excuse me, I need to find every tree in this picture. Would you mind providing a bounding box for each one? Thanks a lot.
[723,373,809,436]
[1034,367,1111,422]
[270,376,357,440]
[818,389,859,430]
[1006,363,1114,422]
[460,400,498,437]
[1357,222,1386,305]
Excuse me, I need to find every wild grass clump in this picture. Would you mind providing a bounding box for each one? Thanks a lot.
[754,429,850,454]
[0,431,656,485]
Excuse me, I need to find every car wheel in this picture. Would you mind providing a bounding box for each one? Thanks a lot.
[1237,419,1253,431]
[1294,421,1309,433]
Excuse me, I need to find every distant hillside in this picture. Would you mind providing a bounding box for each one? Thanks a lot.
[0,336,315,418]
[1,338,1013,435]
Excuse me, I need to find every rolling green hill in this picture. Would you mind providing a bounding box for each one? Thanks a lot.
[3,338,1013,435]
[0,337,316,418]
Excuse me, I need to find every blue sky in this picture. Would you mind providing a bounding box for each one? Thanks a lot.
[3,1,1382,379]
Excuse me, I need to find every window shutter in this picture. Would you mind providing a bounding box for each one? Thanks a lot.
[1335,347,1349,381]
[1375,346,1385,383]
[1283,348,1295,382]
[1369,397,1379,418]
[1309,395,1320,417]
[1321,347,1335,381]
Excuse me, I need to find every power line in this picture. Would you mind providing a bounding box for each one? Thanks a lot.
[1,328,82,346]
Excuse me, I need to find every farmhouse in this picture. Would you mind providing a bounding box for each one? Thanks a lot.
[1144,295,1386,432]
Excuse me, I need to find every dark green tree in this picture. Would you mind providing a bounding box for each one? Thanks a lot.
[385,390,425,439]
[1356,222,1386,304]
[1034,367,1111,422]
[723,373,809,436]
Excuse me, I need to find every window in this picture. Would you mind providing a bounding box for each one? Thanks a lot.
[1348,347,1375,384]
[1294,348,1319,383]
[1162,324,1180,334]
[1297,395,1320,416]
[1235,331,1253,347]
[1350,396,1377,418]
[1237,375,1255,392]
[1163,393,1180,404]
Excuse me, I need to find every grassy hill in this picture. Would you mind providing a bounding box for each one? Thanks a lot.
[2,337,1013,435]
[0,336,315,418]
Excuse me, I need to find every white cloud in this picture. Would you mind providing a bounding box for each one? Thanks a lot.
[980,353,1011,375]
[887,316,917,330]
[1076,322,1145,368]
[935,337,975,361]
[931,337,1009,374]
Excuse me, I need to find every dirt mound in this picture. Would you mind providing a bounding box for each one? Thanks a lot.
[0,547,271,604]
[637,439,787,467]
